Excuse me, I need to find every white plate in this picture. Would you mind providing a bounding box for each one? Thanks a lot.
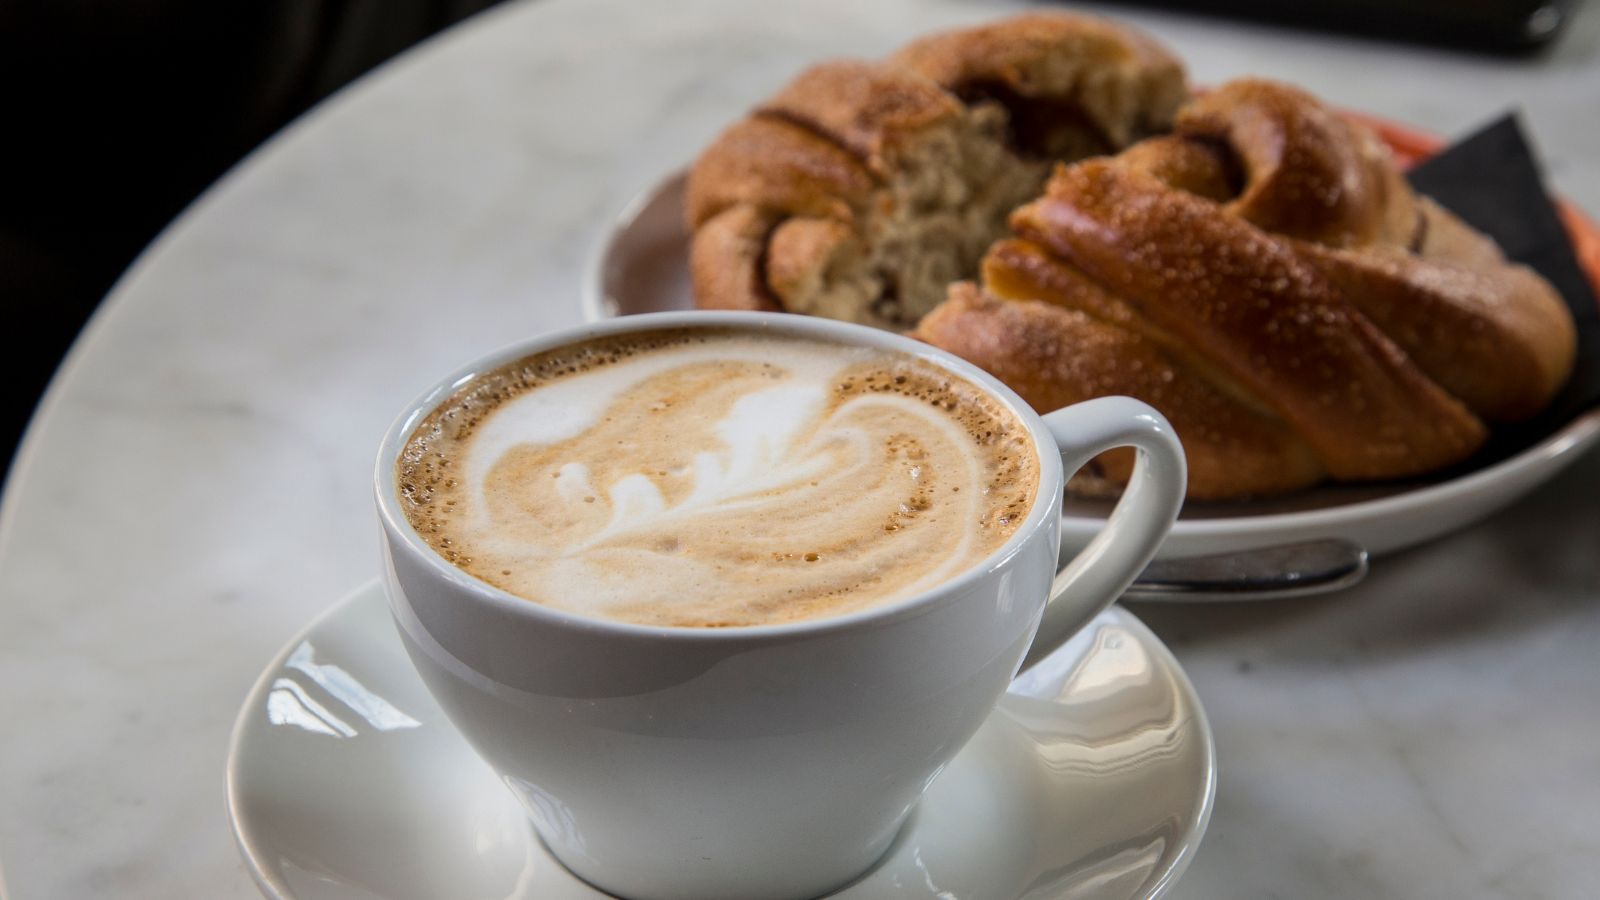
[584,172,1600,561]
[227,582,1215,900]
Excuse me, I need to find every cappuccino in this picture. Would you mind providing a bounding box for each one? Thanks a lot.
[397,328,1038,627]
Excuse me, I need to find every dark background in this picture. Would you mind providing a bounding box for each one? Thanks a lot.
[0,0,505,464]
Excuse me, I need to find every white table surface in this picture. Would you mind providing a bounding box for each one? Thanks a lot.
[3,1,1598,897]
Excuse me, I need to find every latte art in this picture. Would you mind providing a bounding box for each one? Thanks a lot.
[398,329,1038,627]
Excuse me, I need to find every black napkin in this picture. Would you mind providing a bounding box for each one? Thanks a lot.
[1406,114,1600,464]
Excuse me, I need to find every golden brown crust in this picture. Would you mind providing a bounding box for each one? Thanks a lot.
[685,13,1188,324]
[981,238,1281,420]
[888,12,1187,149]
[758,61,964,170]
[765,217,860,305]
[684,115,872,230]
[915,285,1323,499]
[1011,157,1487,480]
[1305,237,1576,422]
[1111,137,1238,202]
[687,206,783,312]
[982,238,1147,333]
[1174,79,1418,248]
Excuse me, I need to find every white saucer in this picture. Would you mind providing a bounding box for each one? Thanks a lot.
[227,582,1215,900]
[583,172,1600,564]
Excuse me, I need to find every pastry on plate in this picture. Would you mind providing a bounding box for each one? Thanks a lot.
[914,80,1577,499]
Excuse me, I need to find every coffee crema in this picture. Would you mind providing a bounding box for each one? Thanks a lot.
[397,328,1039,627]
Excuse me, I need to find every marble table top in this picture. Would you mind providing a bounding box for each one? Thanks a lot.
[2,0,1598,897]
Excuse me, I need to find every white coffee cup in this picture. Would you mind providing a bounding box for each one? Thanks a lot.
[376,311,1186,900]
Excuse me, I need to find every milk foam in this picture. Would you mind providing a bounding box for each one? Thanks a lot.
[398,330,1037,627]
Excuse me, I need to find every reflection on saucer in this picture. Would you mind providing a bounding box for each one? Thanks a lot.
[229,584,1214,900]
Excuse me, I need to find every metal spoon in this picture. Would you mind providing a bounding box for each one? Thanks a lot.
[1122,538,1368,602]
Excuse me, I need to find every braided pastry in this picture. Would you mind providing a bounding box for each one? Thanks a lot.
[685,13,1186,329]
[915,79,1577,499]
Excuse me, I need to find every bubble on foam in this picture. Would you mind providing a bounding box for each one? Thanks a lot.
[552,462,594,504]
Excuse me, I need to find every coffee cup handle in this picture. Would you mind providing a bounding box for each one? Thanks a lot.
[1021,396,1187,671]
